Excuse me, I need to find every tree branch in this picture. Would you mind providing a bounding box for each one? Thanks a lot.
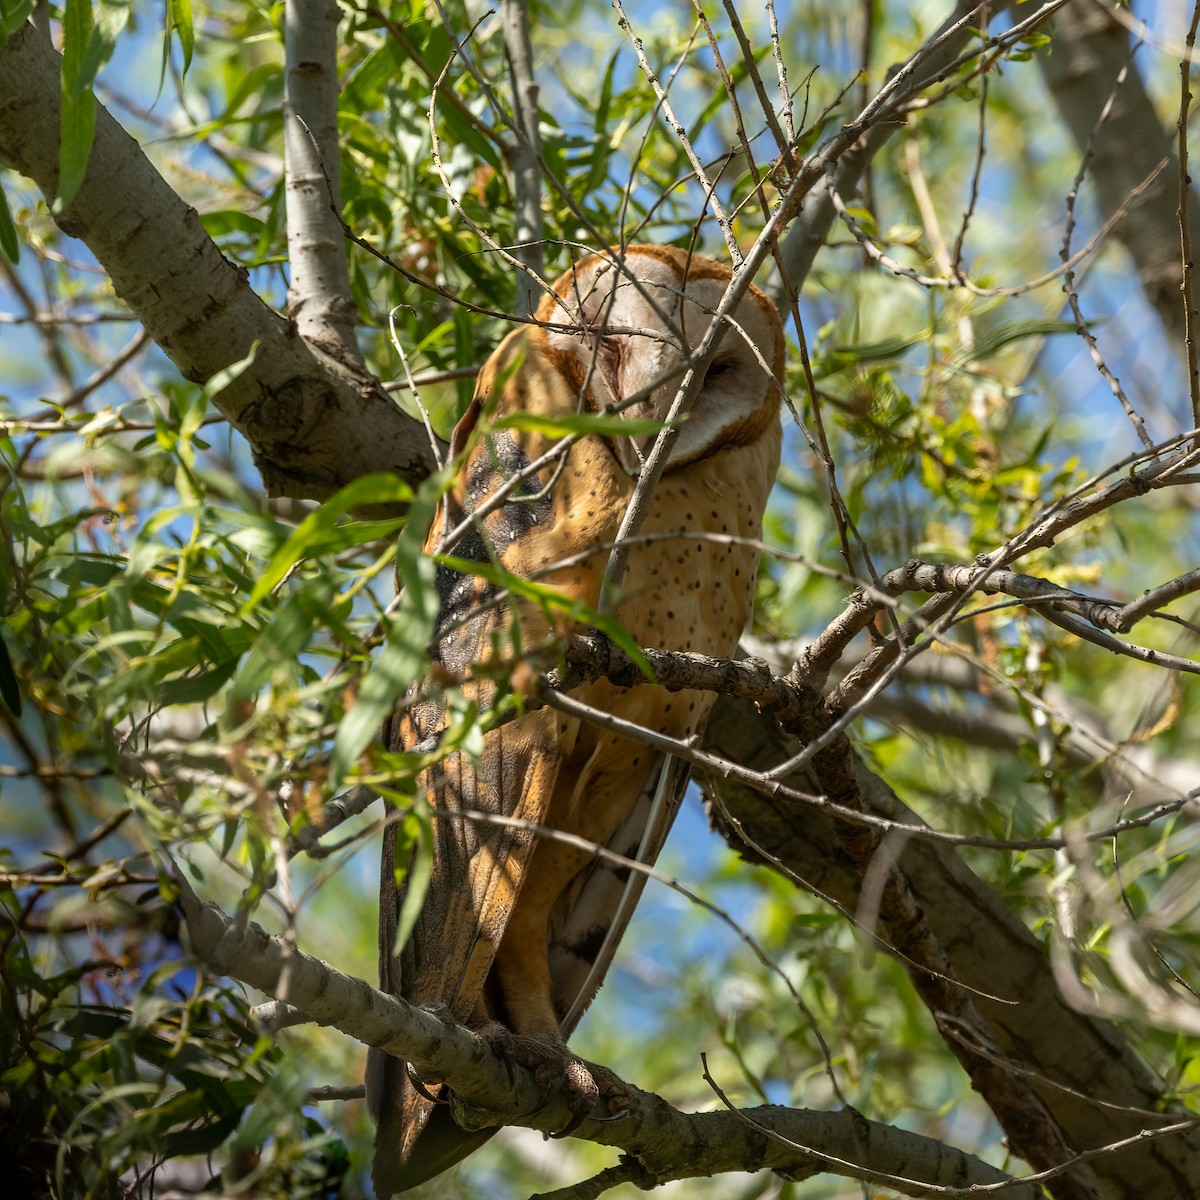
[283,0,363,365]
[501,0,544,316]
[771,0,1016,305]
[0,21,435,502]
[178,875,1039,1198]
[699,699,1200,1200]
[1039,0,1200,349]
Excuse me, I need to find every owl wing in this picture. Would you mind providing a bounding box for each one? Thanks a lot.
[370,371,572,1193]
[371,713,561,1194]
[549,749,692,1036]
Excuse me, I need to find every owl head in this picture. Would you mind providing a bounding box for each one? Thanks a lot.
[536,245,784,475]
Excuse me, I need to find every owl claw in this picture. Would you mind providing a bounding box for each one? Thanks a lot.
[475,1019,519,1086]
[445,1027,633,1140]
[405,1061,448,1105]
[587,1107,632,1125]
[549,1060,634,1135]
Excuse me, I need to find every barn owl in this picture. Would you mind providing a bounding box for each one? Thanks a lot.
[368,244,784,1195]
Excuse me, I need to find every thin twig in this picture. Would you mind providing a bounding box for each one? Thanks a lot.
[1060,37,1154,448]
[1178,0,1200,425]
[1112,567,1200,631]
[611,0,742,264]
[425,13,552,311]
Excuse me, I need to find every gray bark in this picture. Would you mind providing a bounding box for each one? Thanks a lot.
[0,21,435,503]
[180,877,1039,1197]
[284,0,364,365]
[701,696,1200,1200]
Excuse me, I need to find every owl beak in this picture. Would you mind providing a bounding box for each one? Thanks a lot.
[593,337,669,475]
[613,429,655,476]
[611,392,668,476]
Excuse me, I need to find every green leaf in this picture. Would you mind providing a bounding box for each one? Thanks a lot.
[328,473,440,787]
[166,0,194,74]
[949,319,1078,366]
[328,609,426,787]
[58,0,97,210]
[0,0,35,43]
[582,52,619,196]
[198,209,267,241]
[241,473,414,614]
[201,341,260,407]
[824,328,932,369]
[389,803,434,957]
[433,553,651,678]
[157,657,240,708]
[228,594,316,703]
[0,178,19,263]
[57,0,132,210]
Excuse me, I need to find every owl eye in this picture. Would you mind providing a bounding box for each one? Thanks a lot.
[596,335,624,393]
[704,357,735,384]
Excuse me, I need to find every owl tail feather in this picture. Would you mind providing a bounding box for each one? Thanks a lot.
[368,1046,498,1196]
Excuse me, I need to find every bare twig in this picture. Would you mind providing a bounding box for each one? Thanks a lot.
[1112,567,1200,631]
[611,0,742,264]
[424,12,552,312]
[1178,1,1200,424]
[1060,38,1154,448]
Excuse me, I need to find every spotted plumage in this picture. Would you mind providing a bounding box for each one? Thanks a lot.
[368,245,784,1194]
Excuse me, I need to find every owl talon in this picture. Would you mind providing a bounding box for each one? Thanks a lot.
[549,1109,591,1139]
[405,1061,448,1105]
[588,1108,632,1125]
[476,1019,519,1087]
[548,1060,632,1135]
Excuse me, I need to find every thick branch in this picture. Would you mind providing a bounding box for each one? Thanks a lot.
[0,21,435,502]
[284,0,363,364]
[501,0,544,316]
[699,699,1200,1200]
[179,879,1038,1197]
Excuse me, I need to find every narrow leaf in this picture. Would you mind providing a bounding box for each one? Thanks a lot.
[57,0,132,209]
[201,341,259,406]
[950,319,1079,366]
[0,0,36,43]
[241,473,414,614]
[390,805,434,956]
[228,595,314,703]
[328,473,441,786]
[167,0,194,73]
[58,0,97,209]
[435,553,651,677]
[0,181,18,264]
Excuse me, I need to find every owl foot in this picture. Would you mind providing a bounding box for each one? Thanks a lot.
[486,1028,598,1122]
[450,1026,631,1138]
[549,1059,635,1138]
[404,1002,462,1104]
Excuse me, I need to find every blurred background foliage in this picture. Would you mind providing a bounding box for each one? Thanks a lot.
[2,0,1199,1196]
